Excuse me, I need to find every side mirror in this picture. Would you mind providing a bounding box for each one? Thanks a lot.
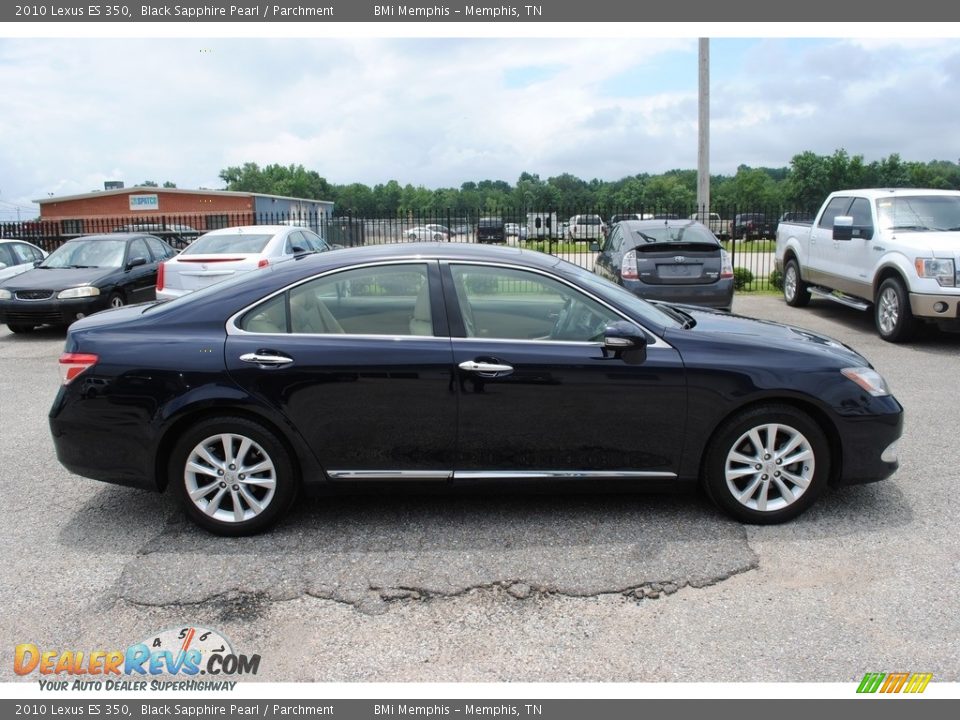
[833,216,854,241]
[126,256,147,270]
[603,320,648,365]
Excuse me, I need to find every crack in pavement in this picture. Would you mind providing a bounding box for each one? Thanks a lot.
[109,494,760,615]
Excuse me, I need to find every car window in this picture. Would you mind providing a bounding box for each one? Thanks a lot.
[9,243,39,264]
[128,238,151,265]
[449,264,619,342]
[241,263,432,336]
[182,233,273,255]
[302,230,328,251]
[818,197,852,228]
[0,244,14,267]
[848,198,873,227]
[145,237,174,261]
[43,239,127,268]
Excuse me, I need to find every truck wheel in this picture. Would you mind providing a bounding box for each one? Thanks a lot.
[875,277,916,343]
[783,259,810,307]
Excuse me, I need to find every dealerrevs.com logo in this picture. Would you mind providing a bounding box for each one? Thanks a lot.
[857,672,933,694]
[15,627,260,691]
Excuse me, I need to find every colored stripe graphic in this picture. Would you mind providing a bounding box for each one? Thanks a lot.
[857,672,932,694]
[857,673,886,693]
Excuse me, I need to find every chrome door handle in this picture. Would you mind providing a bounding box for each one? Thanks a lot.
[458,360,514,377]
[239,352,294,366]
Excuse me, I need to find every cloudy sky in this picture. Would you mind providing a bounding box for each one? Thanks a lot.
[1,35,959,219]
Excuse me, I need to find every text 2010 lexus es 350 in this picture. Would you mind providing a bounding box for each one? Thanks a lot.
[49,243,903,535]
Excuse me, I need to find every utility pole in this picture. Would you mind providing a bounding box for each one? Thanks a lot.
[697,38,710,216]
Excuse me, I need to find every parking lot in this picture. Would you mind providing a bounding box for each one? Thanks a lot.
[1,294,958,683]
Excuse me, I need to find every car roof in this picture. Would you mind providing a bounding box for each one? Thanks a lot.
[617,219,707,231]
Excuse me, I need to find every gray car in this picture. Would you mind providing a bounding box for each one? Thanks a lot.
[593,219,734,311]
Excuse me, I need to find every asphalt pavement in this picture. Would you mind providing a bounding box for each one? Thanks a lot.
[0,294,957,683]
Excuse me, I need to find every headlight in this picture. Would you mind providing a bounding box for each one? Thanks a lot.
[841,367,891,397]
[914,258,955,287]
[0,289,11,300]
[57,286,100,299]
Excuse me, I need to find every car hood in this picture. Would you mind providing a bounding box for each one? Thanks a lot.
[665,305,868,366]
[3,266,117,291]
[887,229,960,255]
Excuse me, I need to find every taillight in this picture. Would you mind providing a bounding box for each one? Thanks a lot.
[720,249,733,279]
[59,353,99,385]
[621,249,639,280]
[156,261,165,291]
[257,258,270,269]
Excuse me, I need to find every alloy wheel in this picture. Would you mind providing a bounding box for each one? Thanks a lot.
[183,433,277,523]
[724,422,815,513]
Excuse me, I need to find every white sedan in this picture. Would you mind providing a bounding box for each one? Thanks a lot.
[406,224,451,241]
[156,225,330,301]
[0,239,47,283]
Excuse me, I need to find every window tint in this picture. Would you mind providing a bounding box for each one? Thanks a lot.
[818,197,852,228]
[128,238,150,264]
[10,243,40,264]
[450,265,619,342]
[145,237,174,261]
[241,264,432,336]
[848,198,873,227]
[0,244,14,267]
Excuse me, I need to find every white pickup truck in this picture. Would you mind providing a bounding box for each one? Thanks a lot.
[775,188,960,342]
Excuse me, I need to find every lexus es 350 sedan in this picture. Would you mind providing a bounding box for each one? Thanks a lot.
[49,243,903,535]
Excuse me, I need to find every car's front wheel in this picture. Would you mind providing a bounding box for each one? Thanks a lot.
[702,404,829,524]
[7,324,35,334]
[169,416,298,536]
[875,277,916,343]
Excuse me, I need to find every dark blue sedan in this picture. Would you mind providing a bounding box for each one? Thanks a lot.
[49,243,903,535]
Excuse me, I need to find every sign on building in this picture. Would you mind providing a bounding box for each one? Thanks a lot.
[129,194,159,211]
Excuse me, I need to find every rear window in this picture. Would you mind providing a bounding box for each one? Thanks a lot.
[630,225,718,245]
[182,233,273,255]
[479,218,503,228]
[581,216,602,225]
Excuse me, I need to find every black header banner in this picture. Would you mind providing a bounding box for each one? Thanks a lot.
[4,0,960,23]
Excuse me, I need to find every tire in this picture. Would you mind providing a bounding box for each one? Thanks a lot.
[875,277,916,343]
[702,404,830,524]
[7,324,35,334]
[108,292,125,309]
[783,258,811,307]
[169,416,298,536]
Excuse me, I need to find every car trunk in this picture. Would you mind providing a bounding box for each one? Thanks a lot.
[164,254,263,291]
[634,242,722,285]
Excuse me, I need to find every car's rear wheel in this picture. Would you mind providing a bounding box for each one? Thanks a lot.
[783,258,811,307]
[875,277,916,343]
[169,416,297,536]
[702,404,829,524]
[7,324,35,334]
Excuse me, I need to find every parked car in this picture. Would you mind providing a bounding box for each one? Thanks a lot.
[0,239,47,284]
[776,188,960,342]
[688,212,732,241]
[476,217,506,243]
[609,213,652,227]
[567,214,607,241]
[0,233,174,333]
[406,224,451,241]
[504,223,528,240]
[50,242,902,535]
[593,219,734,311]
[733,213,776,241]
[155,225,330,301]
[114,223,200,249]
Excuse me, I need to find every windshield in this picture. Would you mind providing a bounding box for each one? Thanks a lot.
[554,258,683,330]
[41,239,126,268]
[630,224,717,245]
[182,233,273,254]
[876,195,960,231]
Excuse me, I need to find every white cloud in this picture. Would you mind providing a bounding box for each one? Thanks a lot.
[1,36,959,219]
